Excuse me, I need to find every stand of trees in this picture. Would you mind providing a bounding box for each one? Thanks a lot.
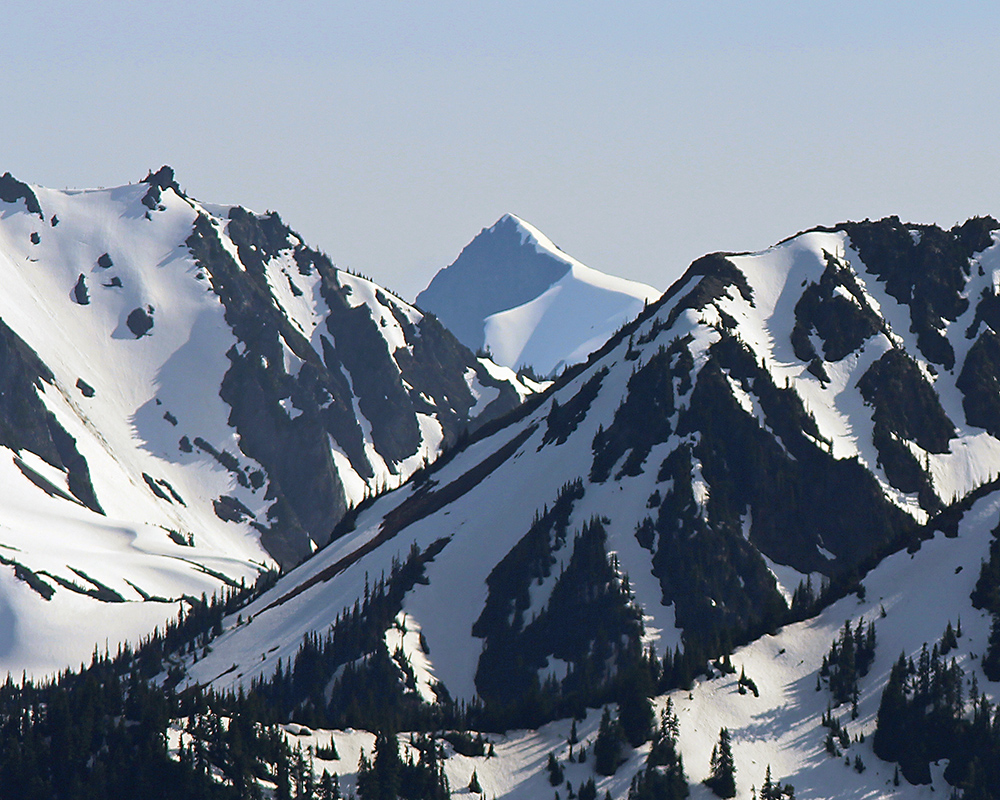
[972,522,1000,680]
[626,702,688,800]
[873,644,999,794]
[864,522,1000,798]
[820,619,876,710]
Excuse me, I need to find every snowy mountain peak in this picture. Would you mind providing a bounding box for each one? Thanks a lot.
[493,213,573,262]
[187,214,1000,711]
[0,171,537,678]
[417,215,660,376]
[9,201,1000,798]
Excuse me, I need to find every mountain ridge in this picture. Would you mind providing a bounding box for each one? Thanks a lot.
[182,214,1000,688]
[0,166,537,677]
[125,211,1000,797]
[5,167,1000,797]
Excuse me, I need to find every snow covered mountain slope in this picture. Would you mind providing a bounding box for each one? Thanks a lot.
[178,215,1000,721]
[416,213,661,376]
[164,214,1000,720]
[0,168,535,677]
[200,485,1000,800]
[150,215,1000,798]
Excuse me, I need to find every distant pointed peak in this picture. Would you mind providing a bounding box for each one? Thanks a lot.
[486,213,526,236]
[487,213,564,252]
[494,212,526,227]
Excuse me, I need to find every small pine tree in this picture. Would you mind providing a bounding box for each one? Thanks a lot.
[578,777,597,800]
[760,766,776,800]
[759,765,793,800]
[593,707,623,776]
[547,752,565,786]
[983,612,1000,681]
[942,621,957,653]
[619,673,654,747]
[469,769,482,794]
[705,727,736,798]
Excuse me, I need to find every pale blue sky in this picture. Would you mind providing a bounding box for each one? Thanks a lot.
[5,2,1000,298]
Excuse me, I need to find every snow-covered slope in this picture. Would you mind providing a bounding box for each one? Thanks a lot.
[198,487,1000,800]
[416,214,661,375]
[180,215,1000,703]
[8,167,1000,797]
[163,214,1000,797]
[145,214,1000,799]
[0,168,535,678]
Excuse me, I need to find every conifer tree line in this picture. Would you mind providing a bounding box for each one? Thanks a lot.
[0,457,938,798]
[0,650,259,799]
[469,481,675,734]
[625,702,688,800]
[0,517,674,798]
[354,731,449,800]
[873,627,998,795]
[819,618,877,711]
[972,522,1000,680]
[0,465,845,799]
[868,521,1000,797]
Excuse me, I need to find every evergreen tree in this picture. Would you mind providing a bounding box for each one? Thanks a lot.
[548,752,565,786]
[593,707,624,776]
[972,534,1000,612]
[357,730,402,800]
[873,655,908,764]
[983,612,1000,681]
[941,621,958,655]
[704,728,736,798]
[760,766,777,800]
[316,769,339,800]
[619,666,654,747]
